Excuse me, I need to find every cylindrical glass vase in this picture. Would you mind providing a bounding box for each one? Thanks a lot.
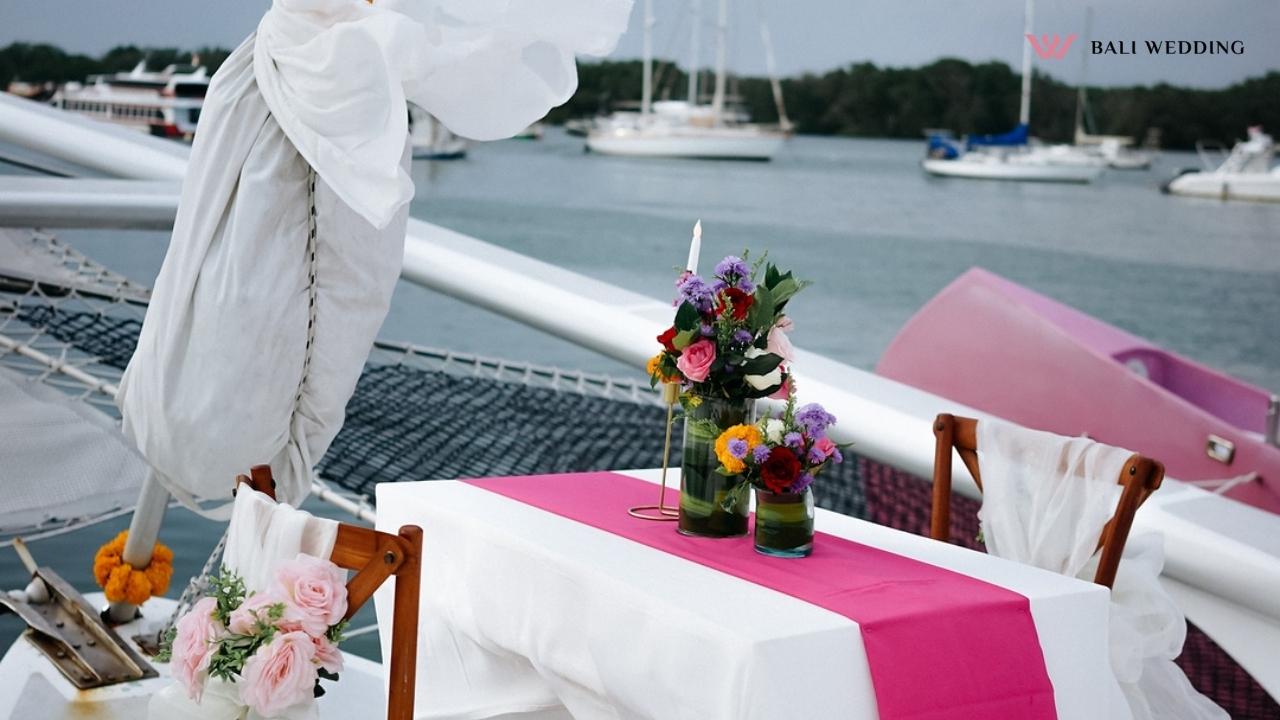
[753,488,815,557]
[678,395,755,538]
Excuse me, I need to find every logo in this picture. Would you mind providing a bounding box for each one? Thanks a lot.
[1026,33,1078,60]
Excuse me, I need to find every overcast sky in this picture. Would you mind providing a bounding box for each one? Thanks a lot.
[3,0,1277,88]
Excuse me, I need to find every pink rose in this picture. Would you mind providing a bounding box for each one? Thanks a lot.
[170,596,225,701]
[675,339,716,383]
[766,324,794,363]
[313,636,344,675]
[814,436,837,459]
[239,631,318,717]
[228,590,288,635]
[275,554,348,636]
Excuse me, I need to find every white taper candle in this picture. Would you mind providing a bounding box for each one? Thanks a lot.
[686,219,702,274]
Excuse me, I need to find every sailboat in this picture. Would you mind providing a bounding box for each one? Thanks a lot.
[585,0,788,161]
[1069,8,1154,171]
[922,0,1104,183]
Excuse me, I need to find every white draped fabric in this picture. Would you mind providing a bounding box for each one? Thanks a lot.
[117,1,631,509]
[975,419,1228,720]
[148,488,340,720]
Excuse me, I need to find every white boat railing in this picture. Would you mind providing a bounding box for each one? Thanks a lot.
[2,94,1278,638]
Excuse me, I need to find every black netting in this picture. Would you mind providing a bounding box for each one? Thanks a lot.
[16,304,140,370]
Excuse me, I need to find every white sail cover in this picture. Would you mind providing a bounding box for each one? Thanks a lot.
[118,0,631,509]
[976,419,1227,720]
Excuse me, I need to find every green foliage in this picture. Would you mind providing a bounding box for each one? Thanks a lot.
[557,57,1280,151]
[0,42,231,90]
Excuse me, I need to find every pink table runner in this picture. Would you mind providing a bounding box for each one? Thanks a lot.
[466,472,1057,720]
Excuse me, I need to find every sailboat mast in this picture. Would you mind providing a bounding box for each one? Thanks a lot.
[642,0,654,118]
[711,0,728,122]
[688,0,701,105]
[1074,7,1093,143]
[1019,0,1033,126]
[760,21,791,131]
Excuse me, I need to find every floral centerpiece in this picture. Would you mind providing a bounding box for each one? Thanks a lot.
[648,250,808,537]
[155,555,348,718]
[713,394,844,557]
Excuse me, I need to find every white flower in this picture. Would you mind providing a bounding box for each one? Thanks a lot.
[743,347,783,392]
[763,419,785,444]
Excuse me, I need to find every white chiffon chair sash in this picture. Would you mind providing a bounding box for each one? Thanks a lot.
[975,419,1227,720]
[223,487,340,593]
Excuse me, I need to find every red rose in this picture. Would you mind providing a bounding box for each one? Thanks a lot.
[716,288,755,321]
[657,327,678,351]
[760,447,802,493]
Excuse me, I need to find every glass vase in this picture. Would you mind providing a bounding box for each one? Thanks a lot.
[678,394,755,538]
[753,488,815,557]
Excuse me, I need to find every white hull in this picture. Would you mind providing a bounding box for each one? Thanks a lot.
[922,155,1102,183]
[586,127,784,161]
[1166,171,1280,203]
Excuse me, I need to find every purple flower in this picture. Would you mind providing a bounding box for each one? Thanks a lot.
[752,445,772,463]
[715,256,750,282]
[732,329,753,345]
[737,278,756,293]
[783,432,804,448]
[709,279,728,294]
[792,473,815,493]
[700,323,715,336]
[808,447,826,464]
[795,403,837,438]
[677,275,714,312]
[727,438,749,459]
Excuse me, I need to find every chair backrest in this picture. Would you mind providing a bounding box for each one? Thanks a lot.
[235,466,421,720]
[931,414,1164,589]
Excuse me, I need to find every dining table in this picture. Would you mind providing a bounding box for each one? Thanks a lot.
[373,469,1116,720]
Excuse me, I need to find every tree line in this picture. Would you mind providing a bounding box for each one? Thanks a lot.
[4,42,1276,150]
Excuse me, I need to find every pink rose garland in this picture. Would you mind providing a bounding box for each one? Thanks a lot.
[170,596,225,701]
[238,630,319,717]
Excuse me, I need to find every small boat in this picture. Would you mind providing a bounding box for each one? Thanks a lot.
[1164,126,1280,203]
[512,122,545,140]
[408,105,467,160]
[877,267,1280,514]
[50,60,209,139]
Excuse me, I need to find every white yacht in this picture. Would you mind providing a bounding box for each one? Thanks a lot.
[1164,126,1280,203]
[585,0,788,161]
[51,60,209,139]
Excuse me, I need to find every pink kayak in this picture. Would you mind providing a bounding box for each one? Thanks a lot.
[877,267,1280,514]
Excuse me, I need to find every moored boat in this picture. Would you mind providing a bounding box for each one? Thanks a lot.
[877,267,1280,514]
[1164,127,1280,203]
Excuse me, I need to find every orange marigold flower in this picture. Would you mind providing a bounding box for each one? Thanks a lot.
[93,530,174,605]
[714,424,763,474]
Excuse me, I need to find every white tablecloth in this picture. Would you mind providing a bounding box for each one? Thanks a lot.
[374,470,1115,720]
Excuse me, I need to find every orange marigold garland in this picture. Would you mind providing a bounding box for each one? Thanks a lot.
[92,531,174,605]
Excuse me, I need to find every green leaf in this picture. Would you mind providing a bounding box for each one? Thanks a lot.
[672,328,698,350]
[673,301,701,332]
[747,285,775,329]
[770,277,800,307]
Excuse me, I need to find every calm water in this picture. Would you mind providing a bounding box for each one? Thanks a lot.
[3,130,1278,660]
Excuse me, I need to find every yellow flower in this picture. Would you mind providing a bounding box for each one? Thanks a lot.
[647,352,679,383]
[715,424,763,474]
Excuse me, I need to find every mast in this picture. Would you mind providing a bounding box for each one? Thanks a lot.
[641,0,654,118]
[1018,0,1033,127]
[1073,7,1093,143]
[711,0,729,122]
[687,0,701,105]
[759,21,791,131]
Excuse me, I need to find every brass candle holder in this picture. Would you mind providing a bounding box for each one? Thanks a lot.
[628,382,681,521]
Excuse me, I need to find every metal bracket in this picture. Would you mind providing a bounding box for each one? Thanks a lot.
[1206,434,1236,465]
[0,567,157,689]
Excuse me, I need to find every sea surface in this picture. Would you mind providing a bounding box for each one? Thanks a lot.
[2,130,1278,662]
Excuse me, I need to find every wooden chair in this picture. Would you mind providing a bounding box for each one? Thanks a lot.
[931,414,1164,589]
[234,465,422,720]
